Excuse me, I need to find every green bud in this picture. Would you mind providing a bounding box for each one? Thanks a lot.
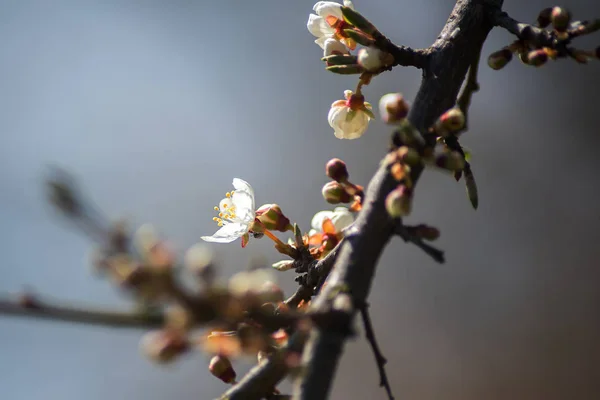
[321,54,359,66]
[209,355,236,384]
[343,28,375,47]
[397,146,421,166]
[487,48,513,70]
[341,6,377,36]
[551,7,571,32]
[255,204,292,232]
[437,107,465,134]
[322,181,352,204]
[325,64,364,75]
[385,185,412,218]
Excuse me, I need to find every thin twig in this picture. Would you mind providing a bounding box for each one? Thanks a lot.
[456,47,481,133]
[359,304,394,400]
[395,224,445,264]
[0,294,164,328]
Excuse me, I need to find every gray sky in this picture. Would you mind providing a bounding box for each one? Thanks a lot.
[1,1,600,399]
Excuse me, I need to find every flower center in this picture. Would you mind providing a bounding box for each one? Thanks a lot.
[212,191,238,227]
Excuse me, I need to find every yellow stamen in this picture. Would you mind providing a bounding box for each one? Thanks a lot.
[226,192,231,198]
[218,212,223,217]
[212,217,219,222]
[223,204,228,208]
[214,206,219,211]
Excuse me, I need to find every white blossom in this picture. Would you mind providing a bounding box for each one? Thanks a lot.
[201,178,255,243]
[328,90,373,139]
[307,1,356,50]
[309,206,355,237]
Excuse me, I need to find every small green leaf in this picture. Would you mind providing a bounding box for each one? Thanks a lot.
[362,106,375,119]
[325,64,363,75]
[345,109,357,122]
[341,6,378,36]
[343,28,374,47]
[321,54,358,66]
[464,167,478,209]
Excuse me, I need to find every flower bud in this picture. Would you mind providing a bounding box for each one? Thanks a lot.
[272,259,294,272]
[414,224,440,241]
[537,7,553,28]
[435,151,465,171]
[385,185,412,218]
[379,93,410,123]
[527,49,548,67]
[437,107,465,134]
[140,330,188,364]
[551,7,571,32]
[326,158,349,182]
[358,47,392,72]
[322,181,352,204]
[397,146,421,166]
[259,281,285,303]
[255,204,292,232]
[184,243,215,285]
[323,38,349,57]
[487,48,513,70]
[209,355,236,384]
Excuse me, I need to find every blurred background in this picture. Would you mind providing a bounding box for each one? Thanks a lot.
[1,0,600,399]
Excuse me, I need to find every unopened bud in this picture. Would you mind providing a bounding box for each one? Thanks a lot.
[326,158,349,182]
[435,151,465,171]
[379,93,410,123]
[414,224,440,241]
[255,204,292,232]
[357,47,392,72]
[527,49,548,66]
[141,330,188,364]
[259,281,285,303]
[488,48,513,70]
[395,120,425,147]
[537,7,553,28]
[436,107,465,134]
[390,162,407,181]
[209,355,236,384]
[272,259,294,272]
[385,185,412,218]
[397,146,421,166]
[184,243,215,283]
[322,181,352,204]
[551,7,571,32]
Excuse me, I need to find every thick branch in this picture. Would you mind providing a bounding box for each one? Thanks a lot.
[294,1,500,399]
[0,294,164,328]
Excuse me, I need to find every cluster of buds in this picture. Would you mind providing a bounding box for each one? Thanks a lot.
[488,6,600,70]
[322,158,364,211]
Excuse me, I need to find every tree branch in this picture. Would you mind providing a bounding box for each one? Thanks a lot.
[0,294,164,328]
[293,1,500,399]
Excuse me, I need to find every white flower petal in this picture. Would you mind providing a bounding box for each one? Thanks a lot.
[343,0,354,9]
[313,1,343,20]
[323,38,348,56]
[311,210,334,231]
[330,207,354,231]
[307,14,333,38]
[314,36,330,49]
[201,222,248,243]
[329,105,370,140]
[232,191,255,223]
[232,178,253,196]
